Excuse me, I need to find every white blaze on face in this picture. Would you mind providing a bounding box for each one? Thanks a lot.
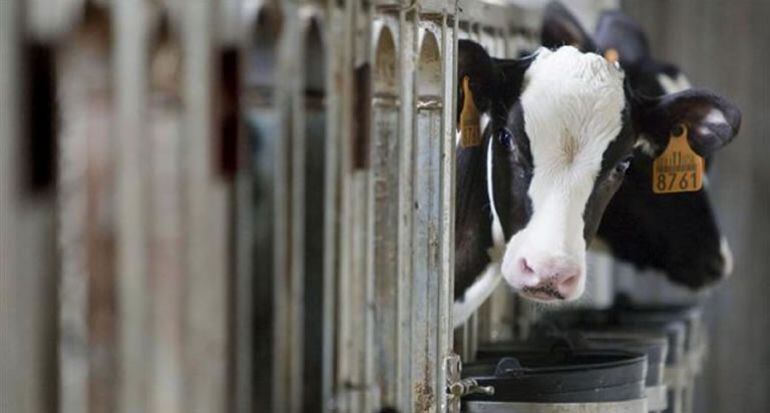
[499,47,626,301]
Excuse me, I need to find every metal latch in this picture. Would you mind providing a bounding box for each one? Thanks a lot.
[445,353,495,413]
[448,378,495,398]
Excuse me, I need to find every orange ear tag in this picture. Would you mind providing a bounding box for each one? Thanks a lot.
[652,124,704,194]
[604,48,619,64]
[460,76,482,148]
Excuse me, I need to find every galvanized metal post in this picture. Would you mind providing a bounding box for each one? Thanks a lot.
[56,7,117,412]
[181,1,229,411]
[114,1,151,411]
[370,14,403,410]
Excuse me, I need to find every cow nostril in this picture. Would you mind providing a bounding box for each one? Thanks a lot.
[520,258,534,274]
[556,274,579,297]
[560,274,578,288]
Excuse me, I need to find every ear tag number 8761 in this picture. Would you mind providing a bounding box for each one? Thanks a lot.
[652,124,704,194]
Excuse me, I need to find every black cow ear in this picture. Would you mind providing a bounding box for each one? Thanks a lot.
[541,1,596,52]
[457,40,534,126]
[457,40,498,125]
[634,88,742,157]
[594,10,651,67]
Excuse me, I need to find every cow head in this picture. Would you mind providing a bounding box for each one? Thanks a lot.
[458,40,634,302]
[541,3,743,289]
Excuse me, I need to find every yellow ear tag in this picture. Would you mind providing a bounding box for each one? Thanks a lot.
[460,76,482,148]
[652,124,704,194]
[604,48,619,64]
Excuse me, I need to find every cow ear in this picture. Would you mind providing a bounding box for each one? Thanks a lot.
[457,39,498,125]
[634,88,742,157]
[541,1,596,52]
[594,10,651,67]
[457,40,534,126]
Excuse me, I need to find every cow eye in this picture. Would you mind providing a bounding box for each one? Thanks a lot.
[614,155,633,175]
[498,128,514,150]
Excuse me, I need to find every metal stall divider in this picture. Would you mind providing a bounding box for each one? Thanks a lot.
[0,0,24,407]
[237,3,291,411]
[336,0,376,411]
[412,18,443,413]
[146,14,184,413]
[0,0,23,410]
[239,3,285,412]
[313,3,347,413]
[438,9,459,413]
[180,1,232,411]
[370,13,403,411]
[2,0,61,410]
[56,5,116,412]
[112,0,151,411]
[298,12,330,413]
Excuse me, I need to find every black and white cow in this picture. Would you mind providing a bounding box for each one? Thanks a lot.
[454,16,741,303]
[540,3,743,289]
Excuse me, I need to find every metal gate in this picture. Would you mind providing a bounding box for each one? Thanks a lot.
[0,1,616,413]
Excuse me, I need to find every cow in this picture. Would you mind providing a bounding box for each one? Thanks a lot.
[453,17,741,304]
[540,2,742,289]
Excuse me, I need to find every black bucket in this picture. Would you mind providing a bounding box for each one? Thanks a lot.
[479,332,668,412]
[613,298,704,354]
[577,331,668,387]
[535,298,703,413]
[463,344,647,410]
[612,299,705,413]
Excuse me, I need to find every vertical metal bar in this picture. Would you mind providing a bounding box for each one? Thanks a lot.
[288,10,306,413]
[299,15,328,413]
[147,26,185,413]
[233,47,254,413]
[322,6,345,412]
[335,0,363,409]
[0,0,20,406]
[241,5,286,413]
[181,1,228,412]
[370,17,401,410]
[397,10,416,413]
[413,21,444,413]
[56,22,88,413]
[114,0,150,411]
[0,2,58,413]
[57,9,118,413]
[437,10,458,412]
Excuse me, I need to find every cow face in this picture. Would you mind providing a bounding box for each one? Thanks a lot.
[541,3,743,289]
[458,41,636,302]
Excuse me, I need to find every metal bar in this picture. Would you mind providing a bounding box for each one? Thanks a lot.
[322,6,346,413]
[1,2,57,413]
[288,9,306,413]
[114,1,150,411]
[370,15,403,410]
[334,0,358,410]
[439,11,459,413]
[397,9,416,413]
[57,9,118,412]
[181,1,228,412]
[147,26,185,413]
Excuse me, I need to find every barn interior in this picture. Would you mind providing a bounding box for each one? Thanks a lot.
[1,1,768,413]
